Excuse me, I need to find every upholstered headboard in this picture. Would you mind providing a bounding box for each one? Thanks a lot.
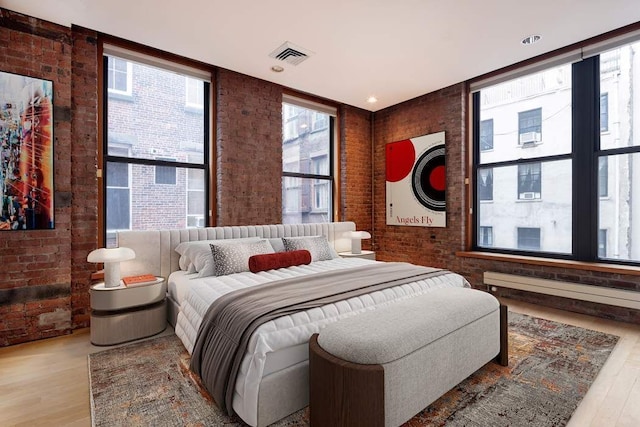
[117,221,356,279]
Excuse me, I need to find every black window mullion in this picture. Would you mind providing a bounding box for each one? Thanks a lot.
[472,92,481,249]
[572,56,600,261]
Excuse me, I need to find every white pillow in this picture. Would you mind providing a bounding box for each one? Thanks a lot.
[175,237,263,277]
[210,240,275,276]
[282,235,338,262]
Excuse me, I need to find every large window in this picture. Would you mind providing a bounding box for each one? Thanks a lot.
[103,47,210,246]
[282,96,336,224]
[473,38,640,264]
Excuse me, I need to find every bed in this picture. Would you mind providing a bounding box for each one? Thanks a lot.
[117,222,471,427]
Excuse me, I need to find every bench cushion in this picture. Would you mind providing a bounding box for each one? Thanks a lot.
[317,288,499,365]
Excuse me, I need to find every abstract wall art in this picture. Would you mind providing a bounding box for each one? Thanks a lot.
[0,71,54,230]
[386,131,446,227]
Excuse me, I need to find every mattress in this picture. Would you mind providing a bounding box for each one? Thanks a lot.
[173,257,470,426]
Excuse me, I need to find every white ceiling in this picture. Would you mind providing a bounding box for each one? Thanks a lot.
[3,0,640,111]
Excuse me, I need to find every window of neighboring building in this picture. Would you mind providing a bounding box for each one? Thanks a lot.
[480,119,493,151]
[598,229,607,258]
[102,47,210,247]
[106,146,131,232]
[473,38,640,264]
[155,157,177,185]
[517,162,541,200]
[185,77,204,110]
[518,108,542,145]
[598,156,608,197]
[282,96,336,224]
[107,57,132,96]
[478,168,493,201]
[478,226,493,247]
[600,93,609,132]
[517,227,541,251]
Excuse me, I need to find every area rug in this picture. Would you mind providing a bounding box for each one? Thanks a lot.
[88,313,619,426]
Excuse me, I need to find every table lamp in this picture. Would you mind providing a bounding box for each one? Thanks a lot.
[349,231,371,254]
[87,247,136,288]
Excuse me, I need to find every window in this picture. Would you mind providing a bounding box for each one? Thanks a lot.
[598,229,607,258]
[478,168,493,201]
[155,157,177,185]
[185,77,204,110]
[517,163,541,200]
[103,48,210,247]
[473,63,572,255]
[600,93,609,132]
[518,108,542,145]
[282,96,336,224]
[473,38,640,264]
[106,146,131,233]
[107,57,132,96]
[598,156,608,197]
[517,227,541,251]
[478,226,493,247]
[480,119,493,151]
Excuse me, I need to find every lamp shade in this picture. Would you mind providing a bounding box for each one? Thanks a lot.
[348,231,371,254]
[87,247,136,288]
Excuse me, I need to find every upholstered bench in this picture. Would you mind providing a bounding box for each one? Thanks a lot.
[309,288,508,427]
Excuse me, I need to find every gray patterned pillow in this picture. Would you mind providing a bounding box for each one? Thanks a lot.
[282,235,336,262]
[210,240,274,276]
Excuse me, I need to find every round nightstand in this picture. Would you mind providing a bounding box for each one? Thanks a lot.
[90,277,167,346]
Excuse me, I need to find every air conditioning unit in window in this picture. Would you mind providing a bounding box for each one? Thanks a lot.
[519,132,541,145]
[521,192,536,200]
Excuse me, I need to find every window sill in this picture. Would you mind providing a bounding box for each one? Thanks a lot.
[455,251,640,276]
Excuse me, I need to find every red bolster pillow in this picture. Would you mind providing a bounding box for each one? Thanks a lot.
[249,250,312,273]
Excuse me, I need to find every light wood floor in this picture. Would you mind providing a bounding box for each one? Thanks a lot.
[0,298,638,427]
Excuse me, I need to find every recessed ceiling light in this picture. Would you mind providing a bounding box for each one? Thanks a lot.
[367,96,378,103]
[271,65,284,73]
[521,35,541,45]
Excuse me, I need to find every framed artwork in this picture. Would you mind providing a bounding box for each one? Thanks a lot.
[386,131,446,227]
[0,70,54,230]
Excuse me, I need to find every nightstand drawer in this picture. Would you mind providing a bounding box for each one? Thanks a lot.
[90,278,166,311]
[90,300,167,345]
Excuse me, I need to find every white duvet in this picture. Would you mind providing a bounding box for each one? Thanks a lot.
[173,258,470,426]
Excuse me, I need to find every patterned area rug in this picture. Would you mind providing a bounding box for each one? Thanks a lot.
[88,312,619,427]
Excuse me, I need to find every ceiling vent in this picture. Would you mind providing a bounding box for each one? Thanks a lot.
[269,42,313,66]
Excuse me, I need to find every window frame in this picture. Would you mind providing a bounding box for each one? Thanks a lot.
[106,57,132,97]
[100,46,211,247]
[471,44,640,266]
[281,96,337,223]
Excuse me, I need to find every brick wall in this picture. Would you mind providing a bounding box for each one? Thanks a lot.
[215,69,283,226]
[373,84,468,268]
[0,10,75,345]
[340,105,373,247]
[373,84,640,324]
[70,26,99,330]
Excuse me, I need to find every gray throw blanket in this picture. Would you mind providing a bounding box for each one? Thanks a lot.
[190,262,449,415]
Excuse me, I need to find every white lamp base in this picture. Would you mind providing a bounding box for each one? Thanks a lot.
[103,262,122,288]
[351,239,362,255]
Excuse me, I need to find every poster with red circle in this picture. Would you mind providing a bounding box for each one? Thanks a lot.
[386,131,446,227]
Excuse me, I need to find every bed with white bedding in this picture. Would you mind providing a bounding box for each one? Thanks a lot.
[117,222,471,427]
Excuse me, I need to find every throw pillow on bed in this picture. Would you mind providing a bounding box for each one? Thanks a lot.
[282,235,338,262]
[210,240,275,276]
[248,249,312,273]
[175,237,264,277]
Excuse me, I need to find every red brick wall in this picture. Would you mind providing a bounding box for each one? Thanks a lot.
[0,10,75,345]
[373,84,640,324]
[70,26,99,329]
[215,69,283,226]
[373,84,468,268]
[340,105,373,247]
